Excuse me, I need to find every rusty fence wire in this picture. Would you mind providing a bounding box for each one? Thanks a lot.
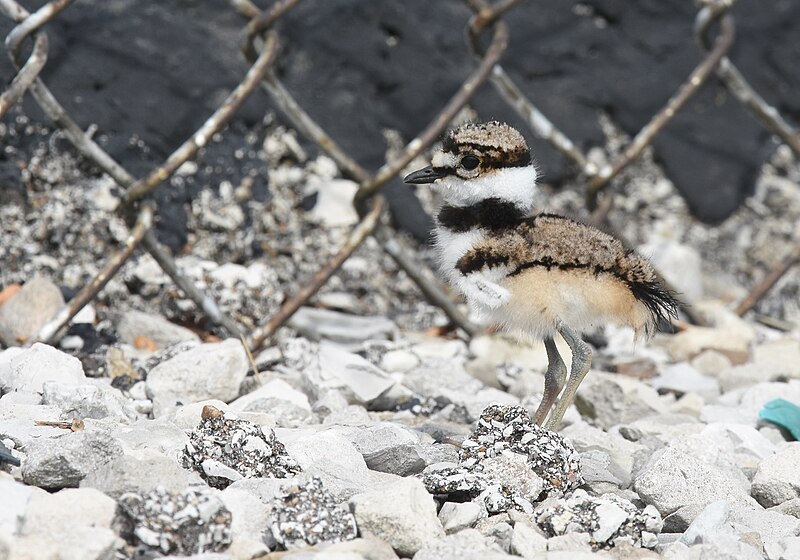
[1,0,800,352]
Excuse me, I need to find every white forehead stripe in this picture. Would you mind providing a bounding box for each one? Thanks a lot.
[432,151,458,168]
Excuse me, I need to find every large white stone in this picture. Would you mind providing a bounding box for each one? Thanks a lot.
[0,478,45,538]
[438,502,483,534]
[0,277,64,346]
[81,448,202,498]
[413,529,515,560]
[317,342,395,403]
[344,422,425,476]
[510,521,548,558]
[576,372,668,429]
[349,477,444,557]
[5,343,85,393]
[115,309,200,350]
[305,178,360,227]
[21,488,116,534]
[634,446,757,517]
[21,430,124,490]
[14,486,118,560]
[229,378,310,412]
[146,339,249,416]
[218,486,271,558]
[42,380,136,422]
[752,338,800,380]
[752,443,800,507]
[284,430,390,501]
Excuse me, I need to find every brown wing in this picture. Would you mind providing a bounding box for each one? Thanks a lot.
[455,213,679,327]
[507,214,629,275]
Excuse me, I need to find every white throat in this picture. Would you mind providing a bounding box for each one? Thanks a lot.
[432,165,538,210]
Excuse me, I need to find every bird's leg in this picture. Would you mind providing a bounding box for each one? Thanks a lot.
[544,322,592,431]
[532,336,567,426]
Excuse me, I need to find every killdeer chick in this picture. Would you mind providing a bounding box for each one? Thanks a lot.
[404,121,678,430]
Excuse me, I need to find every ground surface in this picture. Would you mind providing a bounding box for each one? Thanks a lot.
[1,109,800,559]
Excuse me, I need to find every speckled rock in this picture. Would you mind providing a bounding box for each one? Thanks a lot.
[181,406,301,489]
[266,476,357,550]
[459,405,582,497]
[536,489,661,549]
[116,485,232,557]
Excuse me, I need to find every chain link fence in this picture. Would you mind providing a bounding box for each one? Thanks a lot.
[1,0,799,351]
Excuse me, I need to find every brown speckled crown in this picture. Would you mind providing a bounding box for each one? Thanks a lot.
[442,121,531,168]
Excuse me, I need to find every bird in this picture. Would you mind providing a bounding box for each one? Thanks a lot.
[404,121,679,431]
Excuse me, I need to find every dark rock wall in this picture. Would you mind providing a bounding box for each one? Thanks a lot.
[2,0,799,237]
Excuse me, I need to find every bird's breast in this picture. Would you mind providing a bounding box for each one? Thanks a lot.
[433,226,486,283]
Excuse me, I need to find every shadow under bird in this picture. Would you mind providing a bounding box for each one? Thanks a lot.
[404,121,678,430]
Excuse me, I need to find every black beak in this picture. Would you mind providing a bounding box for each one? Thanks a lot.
[403,165,446,184]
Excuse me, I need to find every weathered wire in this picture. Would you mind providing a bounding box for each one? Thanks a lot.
[465,0,594,174]
[353,20,509,204]
[469,0,524,33]
[735,242,800,317]
[0,0,70,117]
[247,196,385,350]
[233,0,514,345]
[4,0,800,350]
[2,0,71,50]
[585,7,736,209]
[33,206,154,343]
[0,27,45,118]
[695,4,800,156]
[121,31,278,207]
[1,0,267,339]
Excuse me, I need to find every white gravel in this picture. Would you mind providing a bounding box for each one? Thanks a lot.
[2,122,800,559]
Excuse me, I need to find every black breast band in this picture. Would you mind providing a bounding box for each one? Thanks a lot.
[437,198,526,233]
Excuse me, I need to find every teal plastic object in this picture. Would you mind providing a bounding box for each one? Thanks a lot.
[760,399,800,441]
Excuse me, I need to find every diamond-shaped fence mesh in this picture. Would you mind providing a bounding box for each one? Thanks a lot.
[1,0,799,349]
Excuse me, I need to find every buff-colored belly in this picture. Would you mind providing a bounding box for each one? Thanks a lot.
[496,267,650,337]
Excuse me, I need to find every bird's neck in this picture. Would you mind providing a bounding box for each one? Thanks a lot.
[437,198,528,233]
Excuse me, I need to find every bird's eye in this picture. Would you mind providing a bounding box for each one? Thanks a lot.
[460,155,480,170]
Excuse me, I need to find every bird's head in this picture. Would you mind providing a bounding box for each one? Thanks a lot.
[404,121,538,210]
